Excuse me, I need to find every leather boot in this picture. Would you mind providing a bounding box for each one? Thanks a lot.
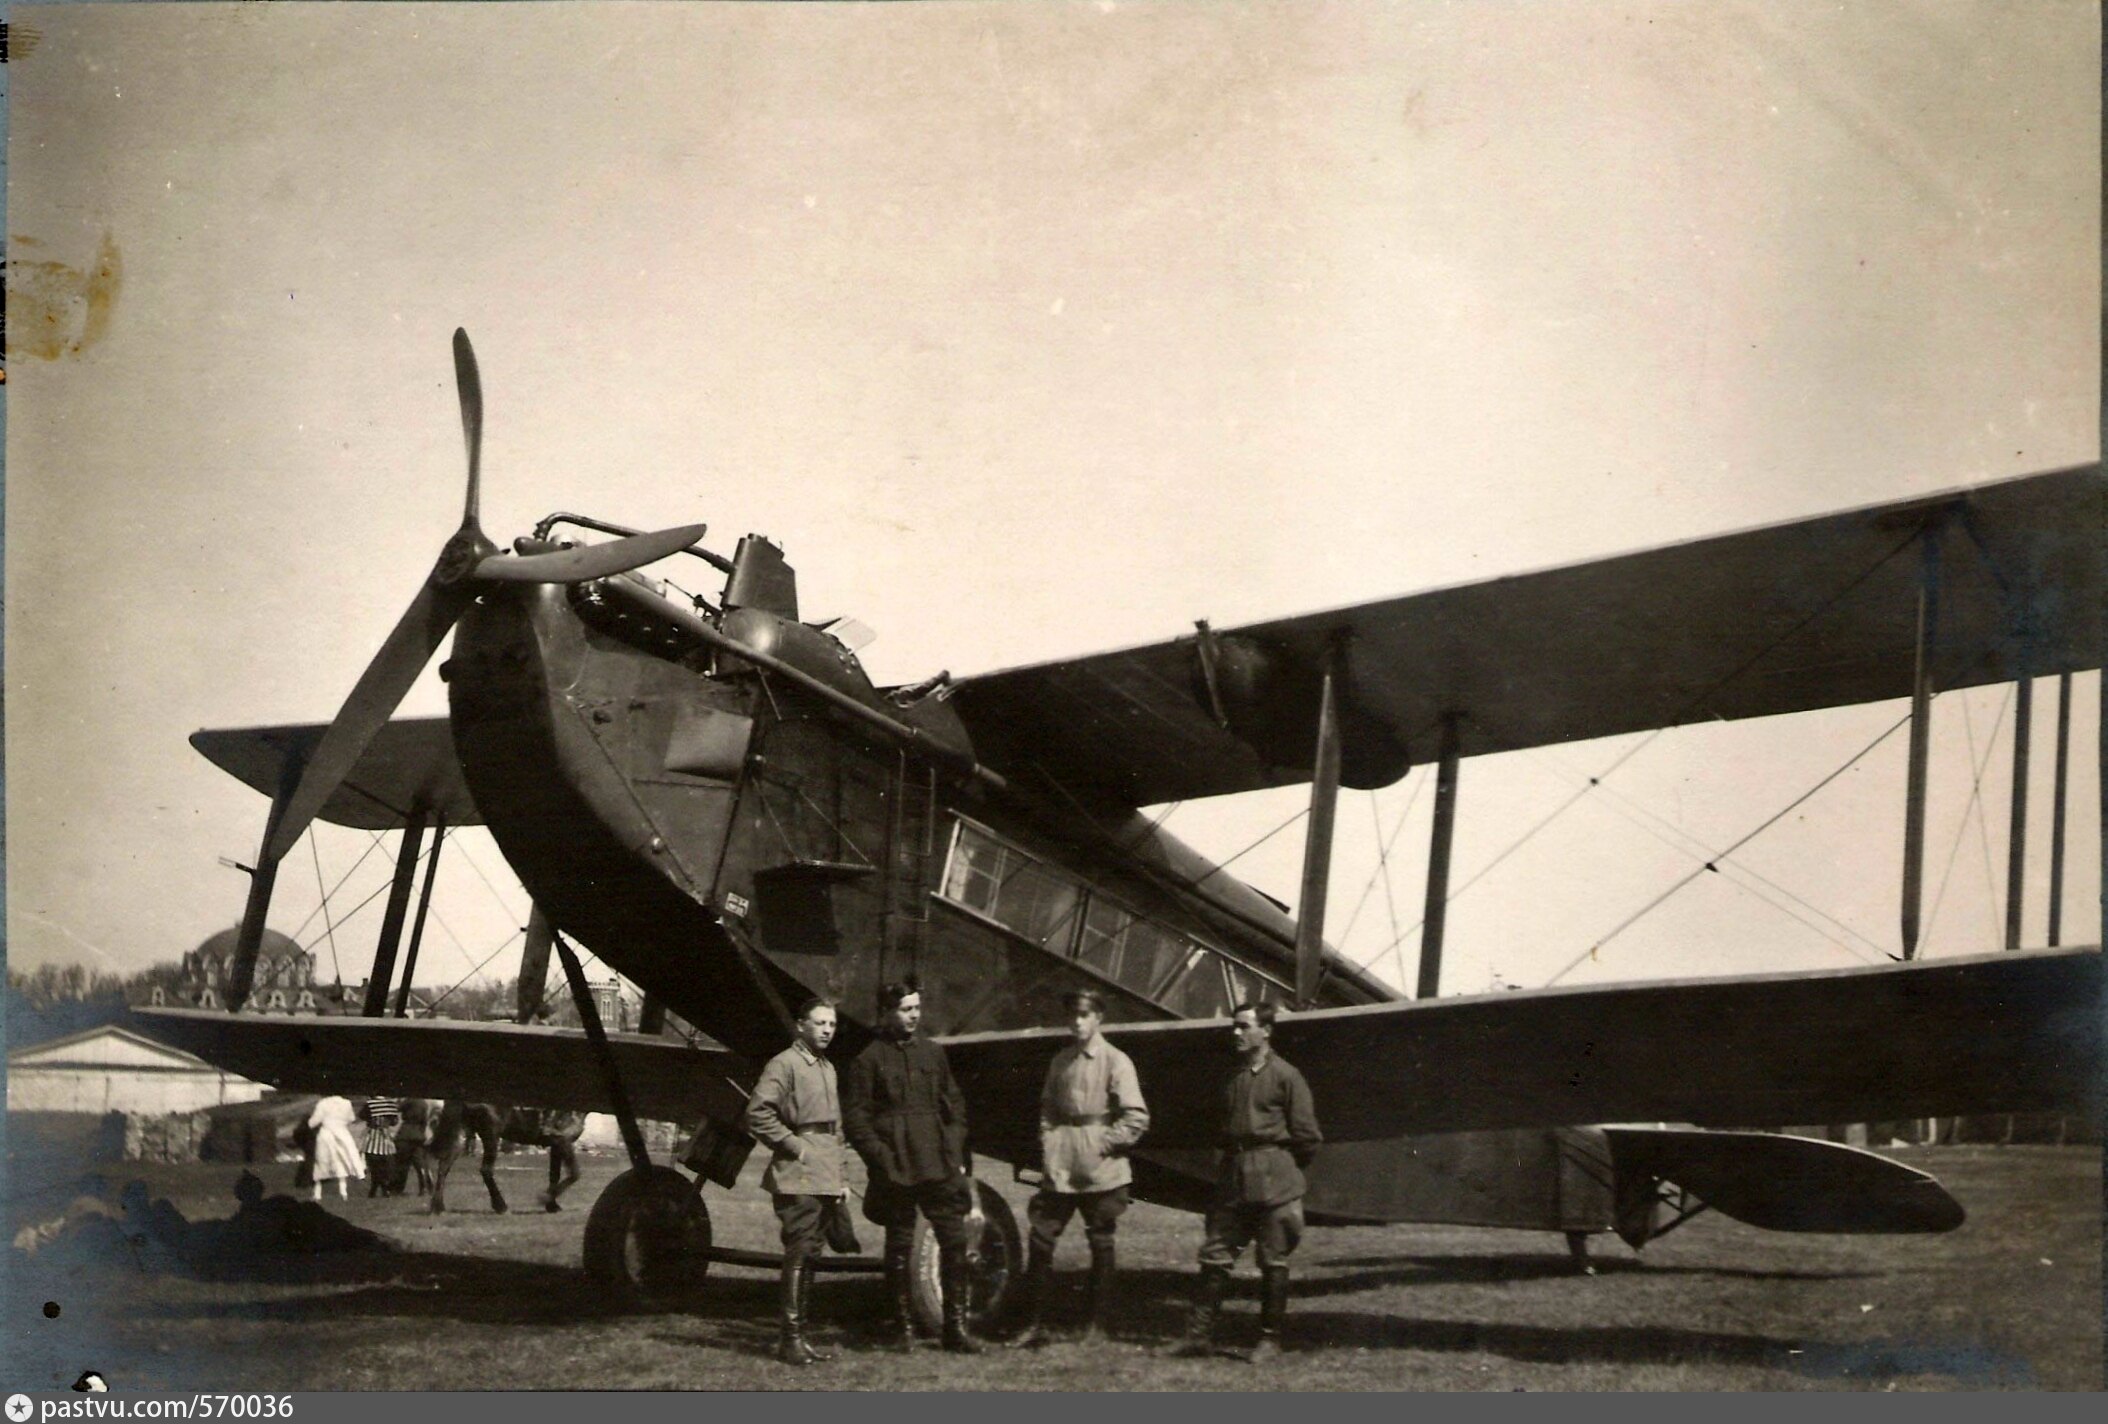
[1247,1265,1290,1362]
[1006,1245,1055,1348]
[882,1234,918,1351]
[1166,1265,1230,1357]
[798,1259,835,1361]
[1080,1239,1117,1343]
[776,1253,827,1366]
[940,1246,986,1354]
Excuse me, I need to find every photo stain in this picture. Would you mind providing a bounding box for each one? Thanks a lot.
[7,231,123,361]
[42,1301,60,1319]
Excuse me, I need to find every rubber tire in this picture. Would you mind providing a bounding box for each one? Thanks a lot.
[908,1180,1021,1335]
[582,1165,712,1307]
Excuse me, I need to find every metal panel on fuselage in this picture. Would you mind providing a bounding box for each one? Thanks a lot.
[448,586,786,1061]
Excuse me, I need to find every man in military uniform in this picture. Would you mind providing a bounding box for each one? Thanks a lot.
[1170,1000,1322,1362]
[745,996,849,1366]
[843,978,984,1353]
[1009,989,1149,1347]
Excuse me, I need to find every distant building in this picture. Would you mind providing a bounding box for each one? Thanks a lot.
[6,1024,266,1114]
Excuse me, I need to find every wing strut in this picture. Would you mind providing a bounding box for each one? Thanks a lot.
[1899,523,1942,959]
[552,930,653,1175]
[2005,676,2032,949]
[1293,639,1346,1006]
[363,808,431,1016]
[1417,713,1462,999]
[2048,673,2073,946]
[228,750,305,1011]
[392,816,447,1017]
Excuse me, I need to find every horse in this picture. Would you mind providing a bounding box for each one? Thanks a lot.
[419,1101,586,1215]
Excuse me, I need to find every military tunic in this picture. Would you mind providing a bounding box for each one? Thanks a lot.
[746,1040,848,1198]
[748,1039,849,1262]
[843,1031,973,1248]
[1029,1033,1150,1254]
[1198,1049,1323,1269]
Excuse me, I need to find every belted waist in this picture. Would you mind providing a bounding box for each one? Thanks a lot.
[1228,1136,1291,1151]
[1050,1111,1111,1127]
[794,1121,838,1135]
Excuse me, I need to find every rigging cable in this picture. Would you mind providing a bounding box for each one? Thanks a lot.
[1542,710,1913,986]
[306,829,344,984]
[1525,746,1886,965]
[1922,686,2012,950]
[1348,521,1931,978]
[283,829,390,943]
[1336,766,1428,946]
[1349,731,1663,975]
[424,926,529,1012]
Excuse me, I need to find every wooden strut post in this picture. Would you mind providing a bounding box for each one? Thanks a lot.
[363,808,430,1016]
[227,751,306,1012]
[516,906,555,1022]
[1294,641,1346,1008]
[1899,525,1941,960]
[393,817,447,1017]
[1418,714,1462,1000]
[2004,678,2031,951]
[2047,672,2073,946]
[552,930,654,1175]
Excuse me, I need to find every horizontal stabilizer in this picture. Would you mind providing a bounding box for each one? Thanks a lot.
[191,719,482,830]
[1603,1126,1964,1234]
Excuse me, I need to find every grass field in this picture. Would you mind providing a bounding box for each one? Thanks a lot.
[6,1140,2098,1392]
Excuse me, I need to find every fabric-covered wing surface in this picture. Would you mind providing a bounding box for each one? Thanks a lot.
[190,718,482,830]
[129,1009,743,1125]
[943,946,2100,1159]
[949,465,2100,807]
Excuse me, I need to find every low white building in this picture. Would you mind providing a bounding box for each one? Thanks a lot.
[6,1023,266,1115]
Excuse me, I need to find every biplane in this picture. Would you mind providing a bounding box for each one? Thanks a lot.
[138,331,2101,1327]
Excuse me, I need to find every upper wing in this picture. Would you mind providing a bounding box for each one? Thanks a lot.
[129,1008,744,1124]
[943,945,2101,1158]
[190,718,481,829]
[949,465,2100,807]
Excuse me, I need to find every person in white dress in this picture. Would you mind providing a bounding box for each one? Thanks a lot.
[306,1095,367,1201]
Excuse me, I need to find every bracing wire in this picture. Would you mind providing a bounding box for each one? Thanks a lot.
[1350,732,1664,975]
[1370,789,1409,986]
[1526,747,1886,964]
[1924,687,2012,950]
[1961,690,2009,949]
[306,828,345,984]
[1542,710,1913,986]
[1337,766,1427,945]
[285,829,390,943]
[1347,525,1930,978]
[424,926,528,1012]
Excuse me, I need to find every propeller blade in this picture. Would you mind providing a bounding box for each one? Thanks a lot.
[262,580,476,865]
[452,329,483,529]
[471,523,710,584]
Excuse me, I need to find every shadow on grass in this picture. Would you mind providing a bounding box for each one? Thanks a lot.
[1277,1309,2036,1385]
[1307,1253,1878,1286]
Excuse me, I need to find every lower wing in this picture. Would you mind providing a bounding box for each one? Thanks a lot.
[137,945,2097,1154]
[129,1008,747,1125]
[944,945,2101,1158]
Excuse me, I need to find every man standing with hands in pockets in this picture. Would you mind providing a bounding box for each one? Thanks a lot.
[1009,989,1149,1347]
[843,978,986,1354]
[746,996,850,1366]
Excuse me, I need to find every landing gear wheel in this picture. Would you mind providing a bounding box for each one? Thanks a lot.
[582,1166,711,1307]
[908,1180,1020,1336]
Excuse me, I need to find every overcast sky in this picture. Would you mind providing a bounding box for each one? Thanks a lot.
[6,1,2098,1002]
